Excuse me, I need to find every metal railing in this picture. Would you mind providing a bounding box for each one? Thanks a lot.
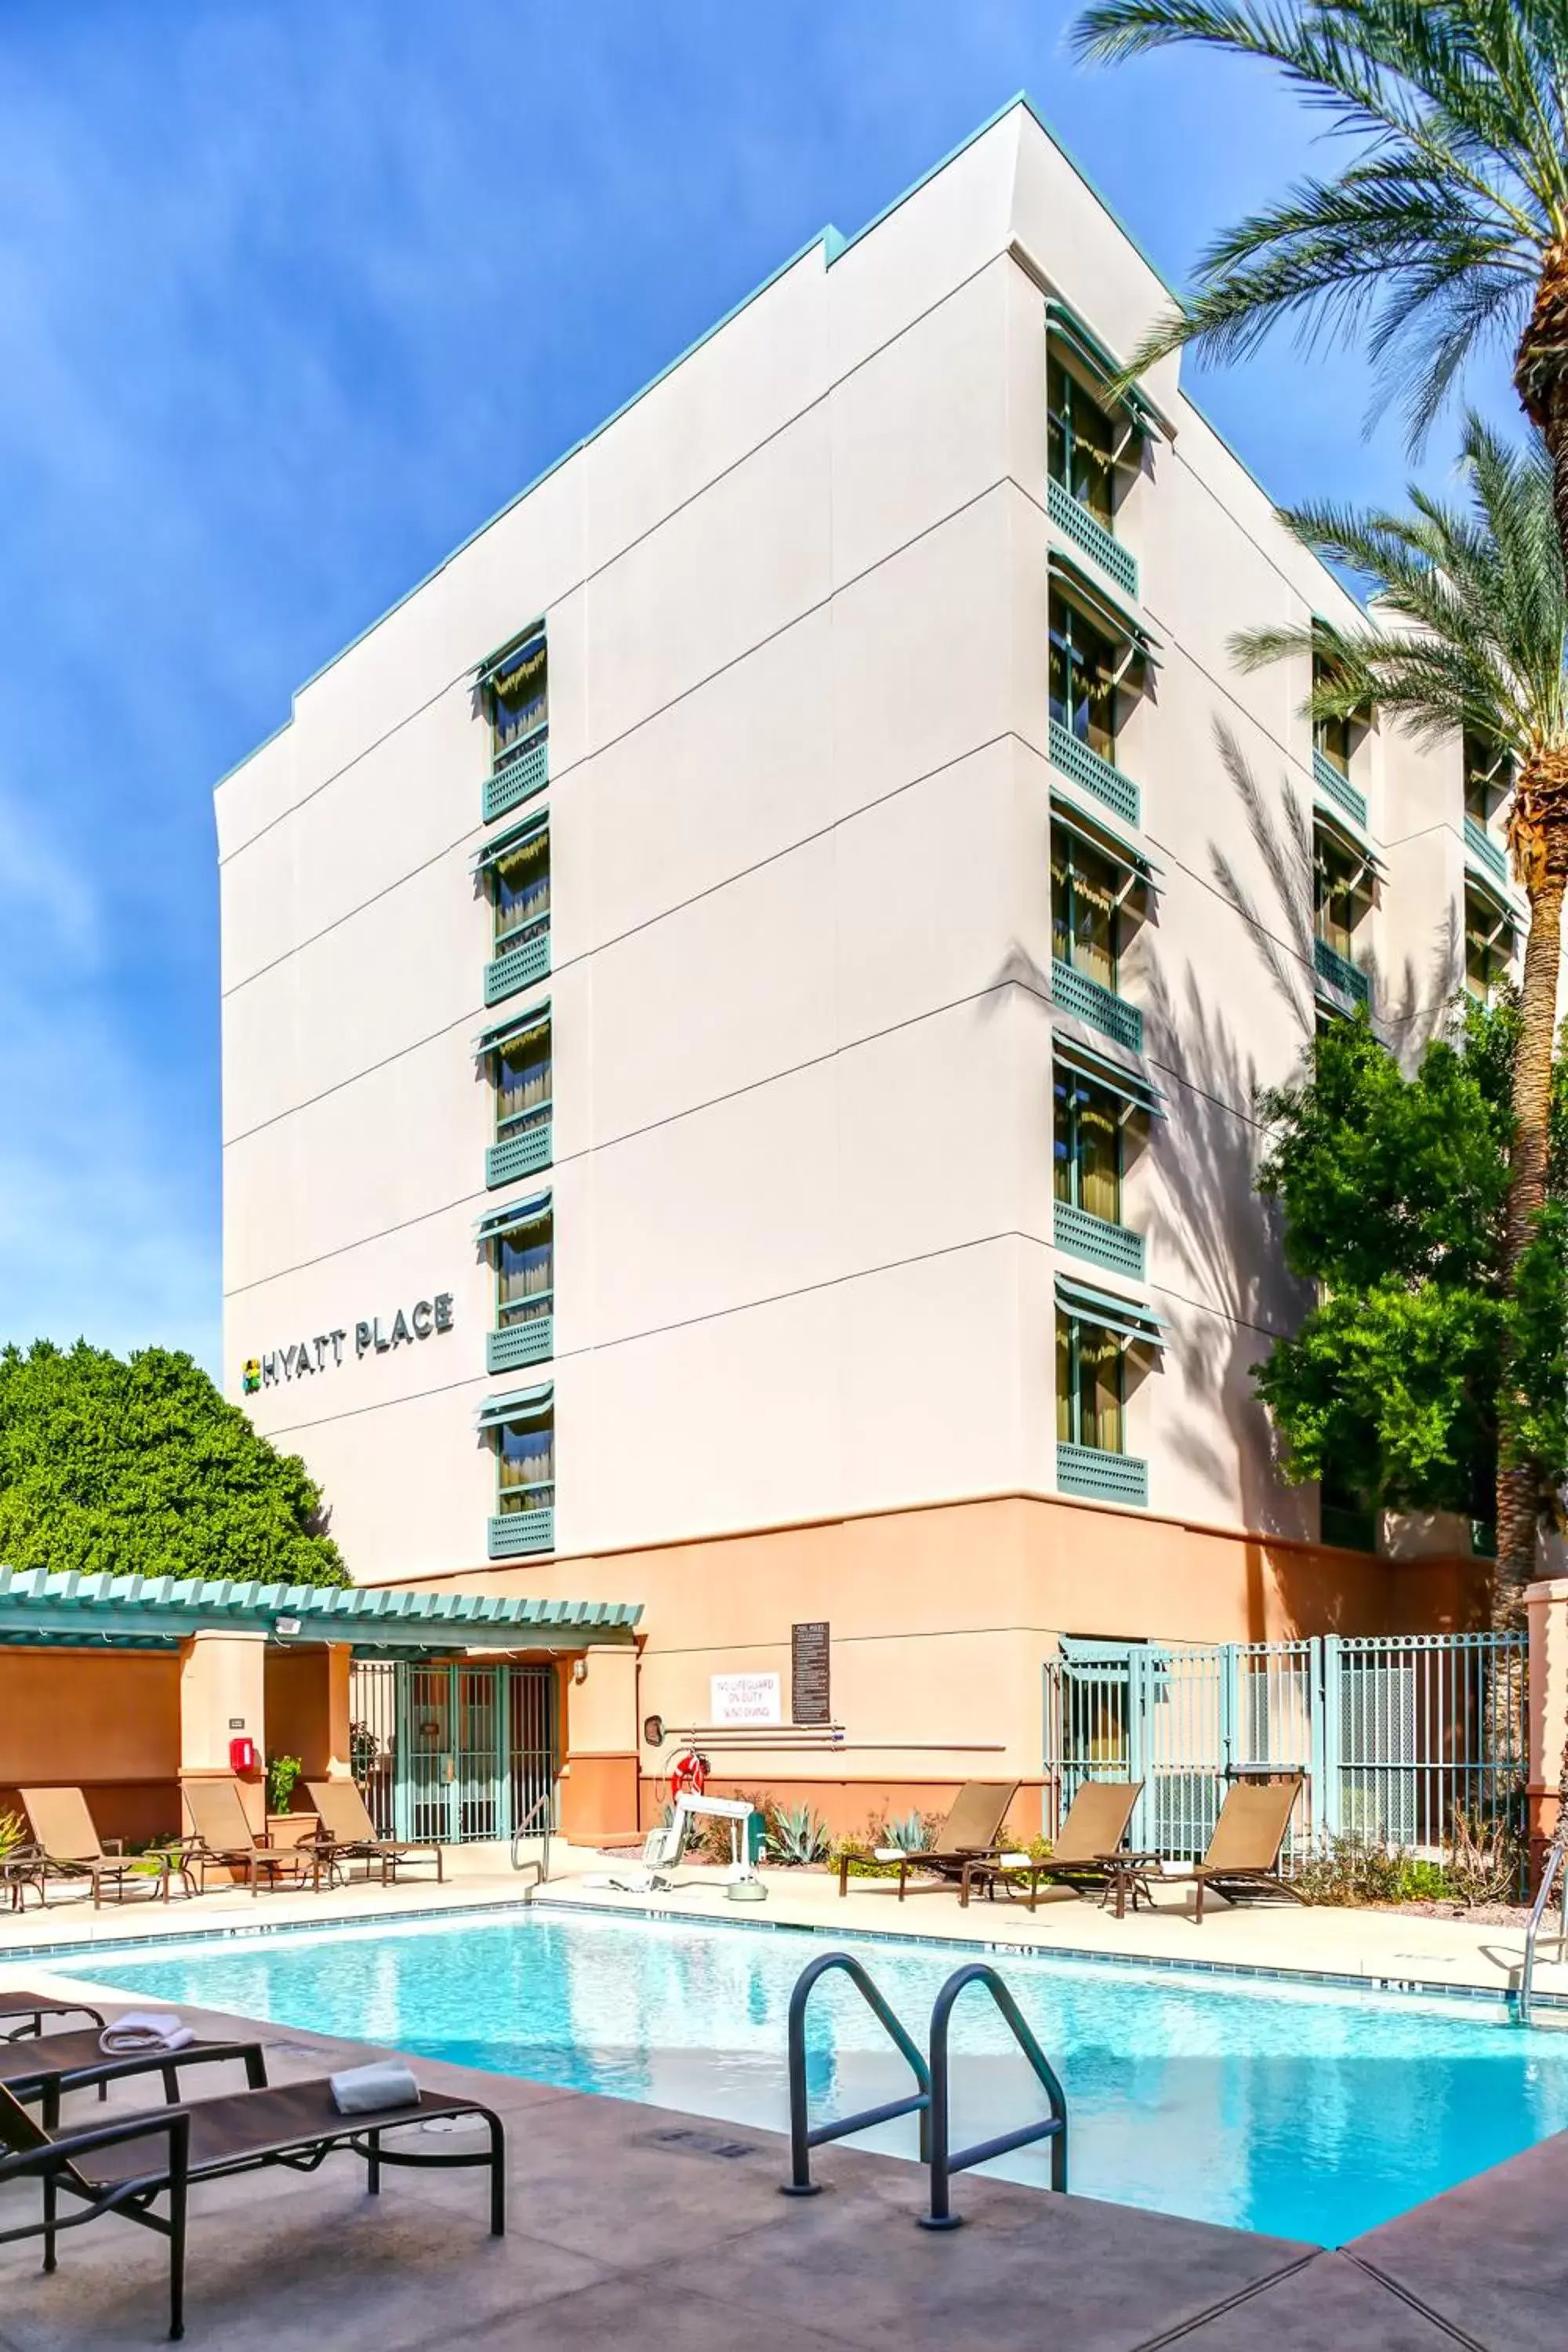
[781,1953,931,2198]
[781,1953,1069,2227]
[922,1964,1069,2230]
[510,1789,554,1889]
[1519,1835,1568,2026]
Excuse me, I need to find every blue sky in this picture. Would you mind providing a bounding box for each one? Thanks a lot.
[0,2,1522,1371]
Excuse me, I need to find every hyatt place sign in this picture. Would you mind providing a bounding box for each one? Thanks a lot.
[242,1294,454,1393]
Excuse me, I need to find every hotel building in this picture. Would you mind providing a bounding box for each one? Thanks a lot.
[212,98,1512,1840]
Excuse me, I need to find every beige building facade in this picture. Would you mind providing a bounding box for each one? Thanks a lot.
[216,100,1507,1835]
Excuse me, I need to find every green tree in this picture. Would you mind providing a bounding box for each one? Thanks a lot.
[1254,999,1568,1577]
[0,1340,347,1588]
[1069,3,1568,1590]
[1231,416,1567,1594]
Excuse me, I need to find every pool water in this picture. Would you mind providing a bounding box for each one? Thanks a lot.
[82,1907,1568,2245]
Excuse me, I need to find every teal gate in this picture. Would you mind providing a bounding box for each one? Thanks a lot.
[1043,1633,1524,1870]
[348,1659,557,1844]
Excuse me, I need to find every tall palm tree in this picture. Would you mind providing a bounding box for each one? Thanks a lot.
[1071,0,1568,1593]
[1233,415,1568,1601]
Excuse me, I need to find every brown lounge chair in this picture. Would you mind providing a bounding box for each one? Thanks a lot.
[837,1780,1020,1900]
[0,2062,506,2341]
[0,2032,265,2130]
[958,1779,1145,1912]
[19,1789,192,1909]
[0,1992,105,2045]
[1136,1773,1308,1924]
[304,1780,443,1884]
[181,1779,327,1898]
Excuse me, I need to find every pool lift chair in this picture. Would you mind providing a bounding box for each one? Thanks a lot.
[583,1792,765,1904]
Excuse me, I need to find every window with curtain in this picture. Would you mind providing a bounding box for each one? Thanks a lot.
[498,1220,553,1329]
[1052,832,1120,990]
[497,1415,554,1514]
[1462,729,1512,825]
[1047,356,1116,526]
[495,832,550,949]
[1053,1069,1123,1223]
[1048,592,1119,760]
[1312,652,1353,775]
[1313,829,1369,959]
[495,1028,551,1138]
[1465,893,1514,1001]
[1056,1311,1124,1454]
[488,637,548,762]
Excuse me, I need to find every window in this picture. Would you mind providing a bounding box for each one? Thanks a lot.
[486,633,547,771]
[1465,889,1515,1001]
[1463,729,1512,825]
[1314,827,1370,960]
[1053,832,1120,992]
[494,828,550,953]
[1047,356,1116,527]
[1054,1069,1122,1224]
[498,1214,553,1334]
[495,1020,551,1142]
[496,1412,554,1519]
[1312,652,1353,777]
[1056,1311,1124,1454]
[1049,592,1120,761]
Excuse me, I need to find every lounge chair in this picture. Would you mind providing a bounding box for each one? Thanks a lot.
[957,1779,1145,1911]
[0,2031,265,2131]
[0,2063,506,2339]
[836,1780,1020,1900]
[1133,1773,1307,1924]
[0,1992,105,2045]
[18,1789,191,1909]
[180,1779,326,1898]
[303,1780,443,1884]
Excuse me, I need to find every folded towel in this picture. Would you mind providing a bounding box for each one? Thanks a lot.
[873,1847,909,1862]
[100,2013,195,2056]
[330,2060,419,2115]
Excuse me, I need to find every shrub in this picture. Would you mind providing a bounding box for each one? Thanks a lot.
[1446,1807,1523,1904]
[266,1754,303,1816]
[878,1809,928,1853]
[765,1801,831,1867]
[0,1809,24,1862]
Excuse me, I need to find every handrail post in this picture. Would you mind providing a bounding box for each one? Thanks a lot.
[780,1952,931,2198]
[1519,1831,1568,2025]
[920,1962,1069,2231]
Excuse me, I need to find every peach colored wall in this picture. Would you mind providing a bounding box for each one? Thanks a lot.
[559,1754,639,1841]
[0,1650,182,1843]
[263,1646,352,1783]
[1527,1575,1568,1870]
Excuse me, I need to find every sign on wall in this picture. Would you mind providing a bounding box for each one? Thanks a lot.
[710,1671,782,1726]
[241,1293,454,1394]
[791,1621,831,1726]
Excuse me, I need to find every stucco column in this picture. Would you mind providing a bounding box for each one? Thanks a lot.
[1526,1576,1568,1876]
[558,1644,640,1842]
[180,1628,268,1836]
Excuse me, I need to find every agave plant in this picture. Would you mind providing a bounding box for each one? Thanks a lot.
[764,1802,832,1867]
[877,1809,931,1853]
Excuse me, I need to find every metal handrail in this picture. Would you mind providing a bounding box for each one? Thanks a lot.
[510,1790,554,1886]
[781,1952,931,2197]
[1519,1833,1568,2025]
[921,1963,1069,2230]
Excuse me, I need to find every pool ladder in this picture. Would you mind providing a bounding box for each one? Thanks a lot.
[510,1791,554,1889]
[1519,1831,1568,2026]
[781,1951,1068,2227]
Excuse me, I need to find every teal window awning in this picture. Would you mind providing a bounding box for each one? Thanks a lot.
[1051,790,1160,891]
[477,997,551,1058]
[472,811,548,877]
[474,624,546,692]
[1312,804,1385,883]
[477,1381,554,1433]
[476,1189,553,1245]
[1044,297,1171,439]
[1048,549,1160,667]
[1053,1032,1164,1120]
[1465,869,1516,931]
[1055,1274,1167,1352]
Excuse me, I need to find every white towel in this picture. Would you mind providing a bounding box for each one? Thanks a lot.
[99,2013,195,2056]
[330,2061,419,2115]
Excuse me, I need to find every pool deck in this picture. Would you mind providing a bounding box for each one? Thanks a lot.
[0,1976,1564,2350]
[4,1845,1566,2009]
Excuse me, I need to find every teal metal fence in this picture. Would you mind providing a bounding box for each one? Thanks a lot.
[349,1657,558,1844]
[1042,1632,1525,1872]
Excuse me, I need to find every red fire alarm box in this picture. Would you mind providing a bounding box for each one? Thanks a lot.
[228,1735,257,1775]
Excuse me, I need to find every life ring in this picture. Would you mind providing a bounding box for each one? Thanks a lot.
[670,1749,709,1799]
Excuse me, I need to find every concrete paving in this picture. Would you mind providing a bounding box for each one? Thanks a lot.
[0,1984,1563,2351]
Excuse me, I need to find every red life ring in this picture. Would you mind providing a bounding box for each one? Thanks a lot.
[670,1749,709,1799]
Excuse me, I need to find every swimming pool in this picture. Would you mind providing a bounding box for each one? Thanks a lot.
[79,1906,1568,2245]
